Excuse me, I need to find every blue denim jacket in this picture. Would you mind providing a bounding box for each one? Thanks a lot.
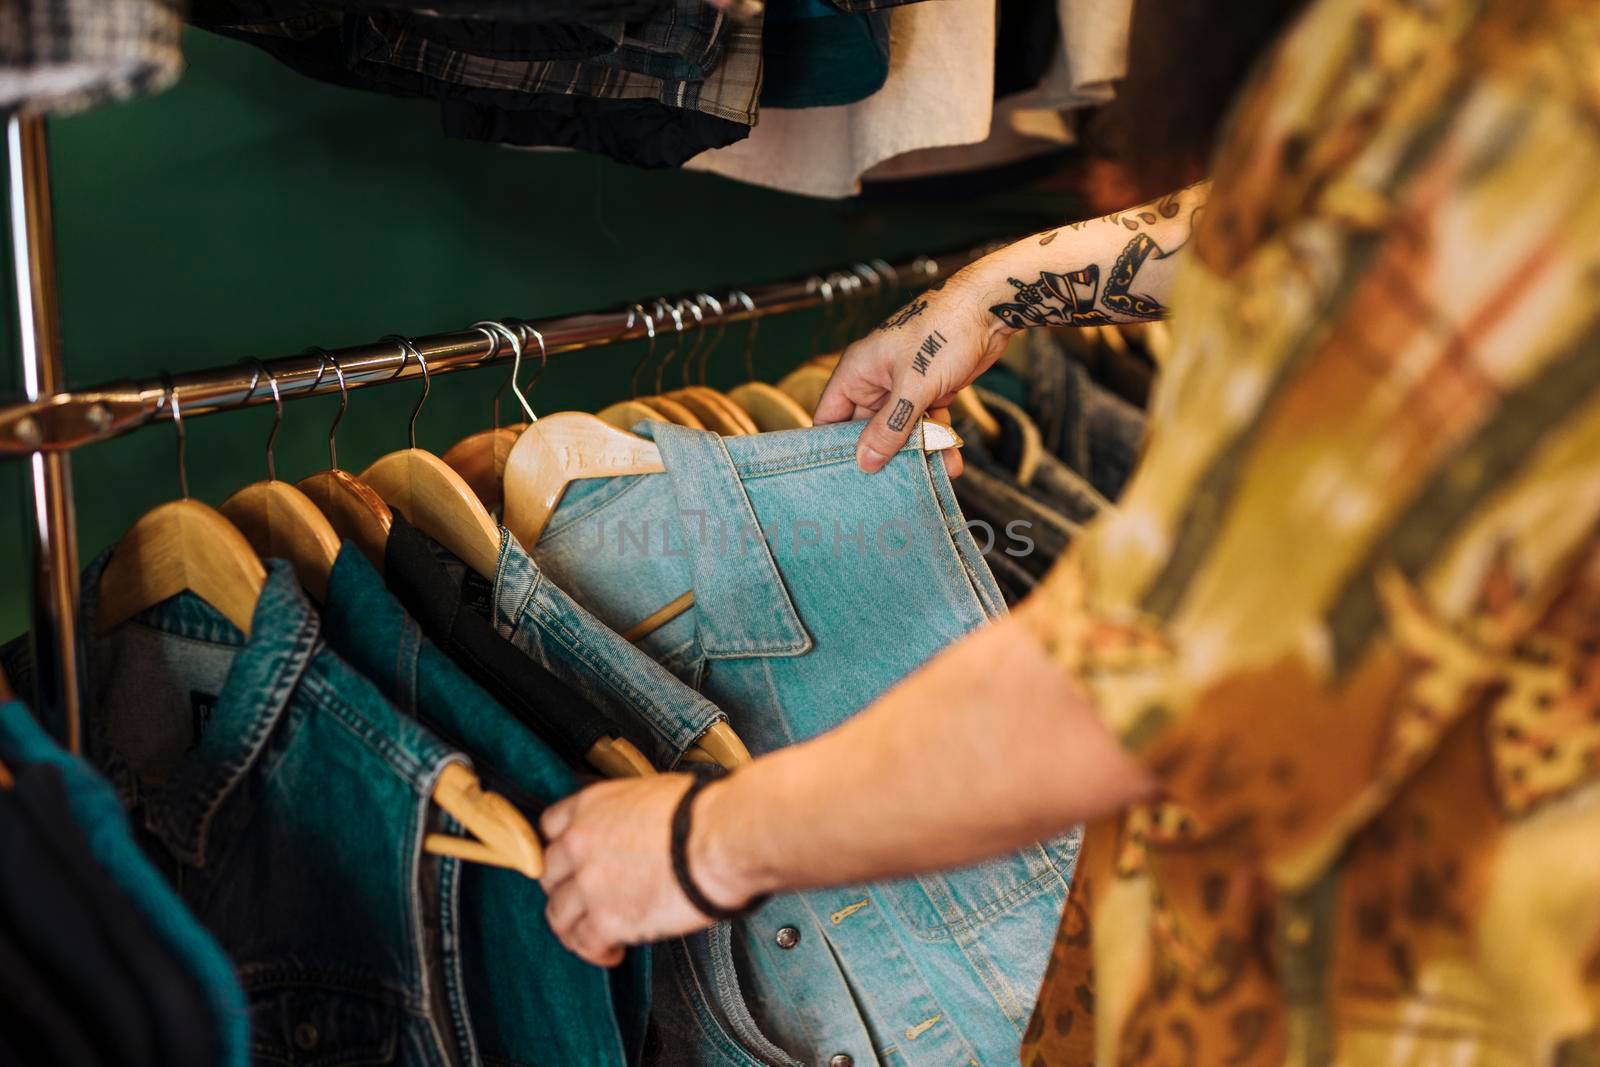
[532,421,1080,1067]
[79,553,477,1067]
[320,543,650,1067]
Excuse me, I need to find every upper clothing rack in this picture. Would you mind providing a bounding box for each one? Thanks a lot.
[0,240,1005,459]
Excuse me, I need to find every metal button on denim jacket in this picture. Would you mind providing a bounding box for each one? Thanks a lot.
[533,420,1081,1067]
[321,543,650,1067]
[78,554,476,1067]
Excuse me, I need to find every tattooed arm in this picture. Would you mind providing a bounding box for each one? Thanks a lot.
[816,180,1210,472]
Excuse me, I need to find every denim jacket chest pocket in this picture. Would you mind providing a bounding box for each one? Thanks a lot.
[247,974,403,1067]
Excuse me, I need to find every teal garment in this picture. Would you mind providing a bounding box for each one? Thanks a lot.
[760,0,889,109]
[320,544,651,1067]
[0,700,250,1067]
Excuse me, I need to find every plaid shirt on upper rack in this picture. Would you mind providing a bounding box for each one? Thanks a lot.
[0,0,185,116]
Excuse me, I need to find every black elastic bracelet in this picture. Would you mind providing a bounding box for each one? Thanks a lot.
[670,769,766,922]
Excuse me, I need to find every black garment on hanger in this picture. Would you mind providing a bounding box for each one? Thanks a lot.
[993,0,1060,99]
[382,511,625,768]
[0,763,215,1067]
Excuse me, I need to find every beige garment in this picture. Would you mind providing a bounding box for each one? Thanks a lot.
[684,0,997,198]
[862,99,1074,182]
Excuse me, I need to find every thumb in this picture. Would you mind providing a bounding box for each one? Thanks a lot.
[855,373,935,473]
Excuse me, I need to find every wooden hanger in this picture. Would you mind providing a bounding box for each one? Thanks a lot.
[727,382,811,431]
[720,291,812,431]
[662,387,752,435]
[501,410,756,770]
[296,349,394,568]
[776,364,832,416]
[98,382,267,636]
[424,763,544,876]
[219,362,340,602]
[442,322,541,511]
[636,394,705,428]
[358,336,503,581]
[597,399,669,432]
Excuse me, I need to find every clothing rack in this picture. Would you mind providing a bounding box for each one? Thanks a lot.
[2,109,1008,751]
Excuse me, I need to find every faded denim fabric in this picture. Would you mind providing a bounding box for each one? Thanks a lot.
[78,554,476,1067]
[0,701,250,1067]
[532,420,1080,1067]
[1023,330,1147,501]
[321,544,651,1067]
[396,522,782,1065]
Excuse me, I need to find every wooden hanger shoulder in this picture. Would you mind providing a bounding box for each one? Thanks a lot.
[361,449,502,579]
[501,412,665,550]
[728,382,812,431]
[220,480,342,603]
[441,425,523,512]
[97,499,267,636]
[297,469,392,570]
[775,364,832,417]
[663,388,747,435]
[596,399,668,433]
[702,389,760,435]
[636,395,705,429]
[424,762,543,878]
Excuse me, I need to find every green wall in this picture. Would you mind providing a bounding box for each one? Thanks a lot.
[2,28,1071,642]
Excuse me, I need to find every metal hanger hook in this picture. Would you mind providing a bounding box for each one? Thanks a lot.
[241,358,282,481]
[674,296,710,389]
[694,293,725,386]
[804,276,834,360]
[305,347,347,470]
[625,303,657,399]
[467,321,509,428]
[654,299,688,395]
[475,320,533,424]
[727,290,759,381]
[159,372,190,500]
[513,323,545,423]
[381,335,429,450]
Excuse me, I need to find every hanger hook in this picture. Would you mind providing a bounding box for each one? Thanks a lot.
[694,293,725,386]
[513,323,545,423]
[727,290,759,381]
[805,276,834,360]
[382,335,428,449]
[305,347,346,470]
[475,320,532,424]
[241,358,283,481]
[160,372,190,500]
[468,321,507,429]
[655,299,688,395]
[676,295,712,388]
[626,303,657,399]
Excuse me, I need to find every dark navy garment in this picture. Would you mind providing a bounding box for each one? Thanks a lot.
[0,700,249,1067]
[321,543,650,1067]
[79,554,476,1067]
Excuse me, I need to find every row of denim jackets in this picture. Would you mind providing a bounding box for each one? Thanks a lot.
[9,399,1107,1066]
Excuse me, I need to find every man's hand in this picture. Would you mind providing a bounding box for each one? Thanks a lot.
[815,268,1010,476]
[816,181,1210,473]
[539,774,751,967]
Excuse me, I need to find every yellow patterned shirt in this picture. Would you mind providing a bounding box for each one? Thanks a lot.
[1019,0,1600,1063]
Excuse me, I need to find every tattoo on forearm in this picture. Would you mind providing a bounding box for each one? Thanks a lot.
[910,330,948,376]
[886,398,914,432]
[988,232,1178,329]
[877,299,928,332]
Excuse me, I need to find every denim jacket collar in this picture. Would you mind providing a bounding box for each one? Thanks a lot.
[647,422,814,659]
[80,551,320,869]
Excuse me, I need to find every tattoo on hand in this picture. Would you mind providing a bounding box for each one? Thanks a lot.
[877,299,928,332]
[988,233,1174,330]
[886,398,914,432]
[910,330,948,376]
